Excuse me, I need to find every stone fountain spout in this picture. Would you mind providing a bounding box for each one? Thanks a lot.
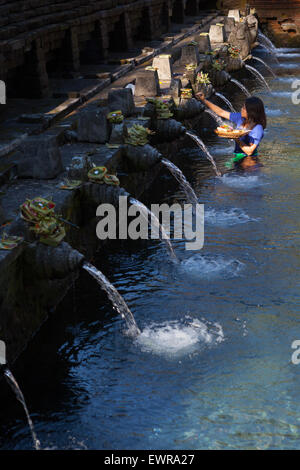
[154,119,186,143]
[23,241,85,280]
[123,144,162,171]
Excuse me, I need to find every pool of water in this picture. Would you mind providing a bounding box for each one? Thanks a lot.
[1,48,300,450]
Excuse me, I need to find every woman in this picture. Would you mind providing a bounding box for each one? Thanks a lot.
[195,93,267,170]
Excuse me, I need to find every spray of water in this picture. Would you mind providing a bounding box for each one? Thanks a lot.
[257,31,280,64]
[258,42,280,64]
[204,108,224,125]
[135,317,224,357]
[258,30,276,51]
[129,198,178,261]
[230,78,251,97]
[245,64,271,91]
[4,368,41,450]
[83,262,141,336]
[215,92,236,112]
[186,132,221,177]
[252,55,276,78]
[161,158,198,205]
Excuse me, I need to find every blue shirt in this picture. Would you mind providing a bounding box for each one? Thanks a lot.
[229,112,264,155]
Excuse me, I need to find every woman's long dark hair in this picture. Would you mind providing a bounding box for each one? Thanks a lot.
[244,96,267,129]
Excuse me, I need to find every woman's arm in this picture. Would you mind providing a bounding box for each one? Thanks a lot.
[195,92,230,120]
[235,139,257,156]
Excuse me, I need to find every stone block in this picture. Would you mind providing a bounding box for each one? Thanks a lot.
[228,9,240,23]
[67,155,93,181]
[108,88,135,117]
[224,17,235,40]
[152,55,173,81]
[196,34,211,53]
[180,44,200,66]
[135,70,160,97]
[109,123,125,145]
[169,78,182,101]
[209,24,225,43]
[228,23,252,59]
[77,107,109,143]
[16,135,63,179]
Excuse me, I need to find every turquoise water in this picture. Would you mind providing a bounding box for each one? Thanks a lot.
[1,49,300,450]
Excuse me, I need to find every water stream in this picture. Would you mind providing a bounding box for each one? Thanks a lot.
[230,78,251,97]
[244,64,271,91]
[83,262,141,337]
[258,30,276,51]
[204,108,224,125]
[186,131,221,177]
[129,197,178,261]
[214,92,236,112]
[4,369,40,450]
[161,158,198,205]
[251,55,277,78]
[257,34,280,64]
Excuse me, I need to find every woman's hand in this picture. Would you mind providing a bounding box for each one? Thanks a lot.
[195,92,205,101]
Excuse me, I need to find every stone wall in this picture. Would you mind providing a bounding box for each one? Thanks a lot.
[217,0,300,46]
[0,0,211,98]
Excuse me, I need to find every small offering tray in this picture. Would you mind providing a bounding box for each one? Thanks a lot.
[214,126,250,139]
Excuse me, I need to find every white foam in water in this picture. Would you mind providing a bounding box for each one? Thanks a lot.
[265,108,286,116]
[205,208,258,226]
[276,52,300,58]
[220,173,266,189]
[270,91,292,98]
[276,76,297,82]
[275,48,300,53]
[179,253,244,279]
[135,318,224,357]
[275,62,300,68]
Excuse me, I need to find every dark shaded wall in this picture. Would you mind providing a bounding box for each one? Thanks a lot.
[0,0,210,98]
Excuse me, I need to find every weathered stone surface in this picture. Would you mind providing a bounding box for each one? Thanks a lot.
[24,241,85,280]
[15,134,63,179]
[64,129,78,143]
[153,118,186,142]
[207,69,231,88]
[209,24,225,43]
[195,34,211,53]
[228,9,240,23]
[175,97,206,120]
[223,16,235,40]
[246,14,259,44]
[184,68,196,85]
[226,56,244,72]
[152,55,173,80]
[281,22,297,33]
[169,78,182,102]
[109,123,126,145]
[108,88,135,117]
[228,23,252,59]
[77,107,109,143]
[67,155,93,181]
[135,70,160,97]
[124,144,162,171]
[179,44,200,65]
[193,82,214,99]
